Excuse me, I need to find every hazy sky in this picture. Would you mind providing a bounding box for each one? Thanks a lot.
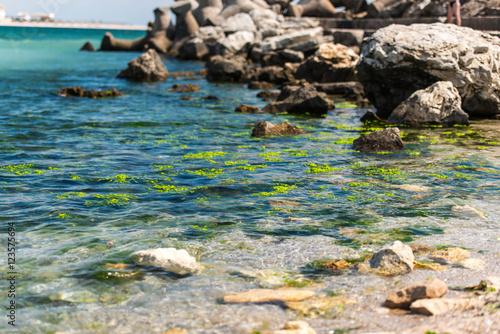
[1,0,175,24]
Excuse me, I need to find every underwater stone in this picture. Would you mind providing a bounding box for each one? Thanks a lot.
[410,297,485,316]
[57,87,124,99]
[252,120,307,137]
[385,278,448,309]
[267,320,317,334]
[369,240,414,275]
[131,248,200,275]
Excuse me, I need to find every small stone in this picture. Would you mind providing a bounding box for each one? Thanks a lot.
[459,258,485,271]
[410,297,485,316]
[80,41,95,52]
[321,259,351,270]
[475,276,500,291]
[431,247,470,264]
[249,81,276,90]
[235,104,261,114]
[269,200,300,206]
[131,248,200,275]
[413,261,446,271]
[262,85,334,116]
[267,321,317,334]
[353,128,405,152]
[168,83,201,93]
[223,288,315,304]
[385,278,448,309]
[284,296,356,317]
[202,95,219,100]
[369,240,414,275]
[251,120,308,137]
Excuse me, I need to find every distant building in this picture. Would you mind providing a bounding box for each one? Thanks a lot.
[15,12,54,22]
[0,4,6,21]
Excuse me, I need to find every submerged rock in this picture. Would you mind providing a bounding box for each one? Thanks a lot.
[57,87,124,98]
[262,85,334,116]
[368,240,414,275]
[430,247,470,264]
[168,83,201,93]
[388,81,469,127]
[357,23,500,118]
[252,120,308,137]
[235,104,262,113]
[131,248,200,275]
[352,127,405,152]
[223,288,315,303]
[385,278,448,309]
[117,49,168,82]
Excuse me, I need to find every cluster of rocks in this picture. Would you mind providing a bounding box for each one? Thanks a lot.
[57,86,124,99]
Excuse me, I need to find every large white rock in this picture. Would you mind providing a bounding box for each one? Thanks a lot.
[259,27,323,52]
[221,12,256,34]
[357,23,500,118]
[213,30,255,55]
[131,248,200,275]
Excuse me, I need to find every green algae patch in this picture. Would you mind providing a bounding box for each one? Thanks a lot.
[186,168,225,178]
[85,194,137,206]
[1,163,44,175]
[252,183,297,197]
[150,184,189,193]
[304,163,342,174]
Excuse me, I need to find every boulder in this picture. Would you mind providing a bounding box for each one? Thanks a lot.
[388,81,470,127]
[178,26,225,60]
[314,82,365,101]
[295,43,359,83]
[263,85,334,116]
[57,87,124,98]
[223,288,315,303]
[213,30,255,55]
[249,81,277,89]
[261,49,305,67]
[353,127,405,152]
[410,297,485,316]
[117,49,168,82]
[259,27,324,52]
[368,240,414,275]
[80,42,95,52]
[221,12,256,34]
[357,23,500,118]
[131,248,200,275]
[328,29,365,47]
[206,55,248,82]
[385,278,448,309]
[252,120,308,137]
[248,66,291,84]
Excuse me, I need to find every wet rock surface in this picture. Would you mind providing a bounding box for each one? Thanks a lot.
[206,55,248,82]
[262,85,334,116]
[353,127,405,152]
[223,288,315,303]
[252,120,308,137]
[367,240,414,275]
[385,278,448,309]
[131,248,200,275]
[57,87,124,98]
[117,49,168,82]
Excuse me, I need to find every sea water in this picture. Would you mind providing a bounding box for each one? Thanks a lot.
[0,27,499,333]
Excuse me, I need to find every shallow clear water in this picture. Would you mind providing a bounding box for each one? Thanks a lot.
[0,27,499,333]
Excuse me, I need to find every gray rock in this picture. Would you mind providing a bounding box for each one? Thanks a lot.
[388,81,470,127]
[117,49,168,82]
[357,23,500,118]
[221,12,256,34]
[131,248,200,275]
[192,0,223,26]
[259,27,323,52]
[280,17,320,30]
[248,66,291,84]
[385,278,448,309]
[353,127,405,152]
[369,240,414,275]
[206,55,248,82]
[252,120,308,137]
[213,30,255,55]
[288,35,334,53]
[263,84,334,116]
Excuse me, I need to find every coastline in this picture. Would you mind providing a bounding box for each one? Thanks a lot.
[0,18,146,31]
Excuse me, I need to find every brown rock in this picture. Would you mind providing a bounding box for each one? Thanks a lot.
[262,85,334,116]
[235,104,261,114]
[249,81,276,90]
[321,259,351,270]
[168,71,196,78]
[385,278,448,309]
[410,297,485,316]
[413,261,446,271]
[57,87,124,99]
[353,127,405,152]
[168,84,201,93]
[80,41,95,52]
[251,120,308,137]
[223,288,315,304]
[202,95,220,100]
[161,328,187,334]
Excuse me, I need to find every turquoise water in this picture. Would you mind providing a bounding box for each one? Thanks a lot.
[0,27,499,333]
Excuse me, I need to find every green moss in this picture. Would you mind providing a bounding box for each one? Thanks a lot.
[305,163,342,174]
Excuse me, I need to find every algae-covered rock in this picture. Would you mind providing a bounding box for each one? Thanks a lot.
[368,240,414,275]
[353,127,405,152]
[251,120,308,137]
